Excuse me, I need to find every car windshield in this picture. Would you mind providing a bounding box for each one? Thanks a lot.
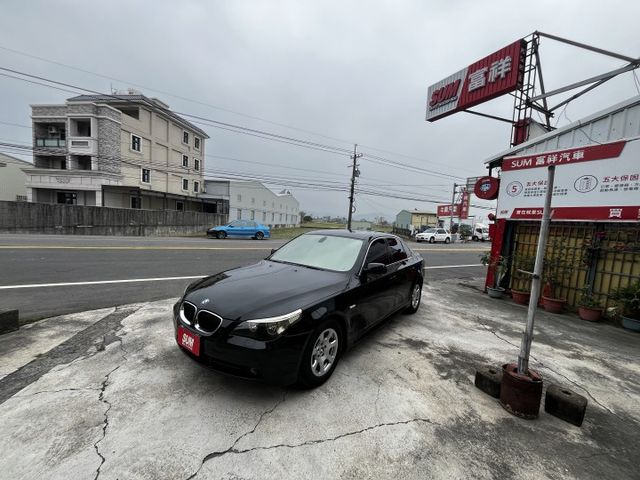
[270,234,364,272]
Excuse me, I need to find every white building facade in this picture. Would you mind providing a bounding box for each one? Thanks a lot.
[205,180,300,228]
[0,153,30,202]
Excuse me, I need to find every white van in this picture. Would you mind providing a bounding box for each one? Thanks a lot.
[472,223,490,242]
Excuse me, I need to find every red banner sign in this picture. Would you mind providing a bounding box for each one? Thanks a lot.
[426,39,526,122]
[460,191,470,219]
[502,141,626,171]
[438,204,461,217]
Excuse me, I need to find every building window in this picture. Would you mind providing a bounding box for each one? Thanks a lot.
[237,194,242,202]
[131,134,141,152]
[194,137,200,150]
[194,159,200,171]
[194,181,200,193]
[251,197,255,205]
[56,191,77,205]
[131,196,141,209]
[262,211,266,221]
[237,209,242,220]
[182,131,189,144]
[182,179,188,191]
[251,210,255,220]
[279,213,283,222]
[271,212,274,221]
[182,155,189,168]
[263,200,266,207]
[176,201,184,211]
[141,168,150,183]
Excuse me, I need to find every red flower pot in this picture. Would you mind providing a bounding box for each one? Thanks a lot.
[511,290,530,305]
[578,306,602,322]
[542,296,566,314]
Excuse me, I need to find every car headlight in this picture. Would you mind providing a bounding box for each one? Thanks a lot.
[233,309,302,340]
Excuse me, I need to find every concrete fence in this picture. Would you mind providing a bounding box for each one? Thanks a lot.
[0,201,228,236]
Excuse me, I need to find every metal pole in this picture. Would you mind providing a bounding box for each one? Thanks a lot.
[449,183,457,232]
[347,144,359,231]
[518,165,555,375]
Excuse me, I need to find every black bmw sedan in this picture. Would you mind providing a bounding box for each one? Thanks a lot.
[173,230,424,387]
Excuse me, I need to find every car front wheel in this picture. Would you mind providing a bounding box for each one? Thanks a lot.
[297,319,342,388]
[445,237,450,244]
[404,282,422,314]
[216,231,226,239]
[429,237,435,243]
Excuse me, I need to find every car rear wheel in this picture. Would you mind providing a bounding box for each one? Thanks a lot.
[255,231,264,240]
[404,282,422,314]
[216,231,226,239]
[472,236,478,242]
[429,237,435,244]
[297,319,342,388]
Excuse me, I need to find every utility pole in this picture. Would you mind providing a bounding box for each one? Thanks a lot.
[449,183,457,232]
[347,144,362,231]
[518,165,555,374]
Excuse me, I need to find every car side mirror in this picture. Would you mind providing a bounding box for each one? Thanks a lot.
[270,248,277,255]
[363,262,387,275]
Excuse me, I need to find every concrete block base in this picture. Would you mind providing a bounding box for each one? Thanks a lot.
[474,365,503,398]
[0,310,19,335]
[545,384,587,427]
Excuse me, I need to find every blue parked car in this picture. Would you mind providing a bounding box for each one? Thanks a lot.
[207,220,271,240]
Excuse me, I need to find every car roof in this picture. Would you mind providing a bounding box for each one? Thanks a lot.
[304,229,399,242]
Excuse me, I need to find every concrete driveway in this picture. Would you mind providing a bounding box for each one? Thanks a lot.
[0,278,638,479]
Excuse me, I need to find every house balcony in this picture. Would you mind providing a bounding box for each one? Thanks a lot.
[35,138,66,148]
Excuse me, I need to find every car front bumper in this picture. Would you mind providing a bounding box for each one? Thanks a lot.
[173,303,310,386]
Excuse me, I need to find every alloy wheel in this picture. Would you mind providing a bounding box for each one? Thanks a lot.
[311,328,339,377]
[411,284,421,309]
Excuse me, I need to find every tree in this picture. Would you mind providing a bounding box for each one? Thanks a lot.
[303,215,313,223]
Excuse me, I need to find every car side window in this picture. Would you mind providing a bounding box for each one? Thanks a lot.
[249,221,257,228]
[437,229,446,234]
[386,238,407,263]
[229,220,241,227]
[364,239,389,266]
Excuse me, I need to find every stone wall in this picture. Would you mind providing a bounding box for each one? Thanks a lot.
[0,201,227,236]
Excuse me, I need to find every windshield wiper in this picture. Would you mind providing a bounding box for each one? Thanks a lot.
[270,259,326,271]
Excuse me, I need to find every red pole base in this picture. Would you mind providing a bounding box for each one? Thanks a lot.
[499,363,543,419]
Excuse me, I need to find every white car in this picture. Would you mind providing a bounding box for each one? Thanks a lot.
[415,228,451,244]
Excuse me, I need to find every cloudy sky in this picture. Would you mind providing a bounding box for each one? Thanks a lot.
[1,0,639,221]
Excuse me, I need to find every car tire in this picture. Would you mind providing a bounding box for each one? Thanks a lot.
[429,237,435,244]
[255,231,264,240]
[404,282,422,314]
[297,318,342,388]
[416,238,422,243]
[472,236,478,242]
[445,237,450,244]
[216,231,226,239]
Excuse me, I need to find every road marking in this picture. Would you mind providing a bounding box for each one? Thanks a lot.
[0,245,272,251]
[424,264,485,269]
[0,264,486,290]
[0,275,206,290]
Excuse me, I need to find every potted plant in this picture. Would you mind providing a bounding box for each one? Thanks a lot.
[577,285,603,322]
[510,253,535,305]
[541,240,575,314]
[610,280,640,332]
[480,252,509,298]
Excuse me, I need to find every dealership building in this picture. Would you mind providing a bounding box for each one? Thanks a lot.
[482,96,640,310]
[424,33,639,312]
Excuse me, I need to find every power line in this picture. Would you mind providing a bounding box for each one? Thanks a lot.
[0,64,471,180]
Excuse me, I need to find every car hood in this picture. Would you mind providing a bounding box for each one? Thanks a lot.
[183,260,348,321]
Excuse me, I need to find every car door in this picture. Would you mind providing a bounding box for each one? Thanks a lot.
[244,221,258,238]
[385,237,411,308]
[436,229,447,242]
[226,220,241,238]
[349,238,396,336]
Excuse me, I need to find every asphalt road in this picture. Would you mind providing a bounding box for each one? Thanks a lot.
[0,234,489,322]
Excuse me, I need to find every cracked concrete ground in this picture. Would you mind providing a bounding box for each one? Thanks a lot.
[0,278,638,480]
